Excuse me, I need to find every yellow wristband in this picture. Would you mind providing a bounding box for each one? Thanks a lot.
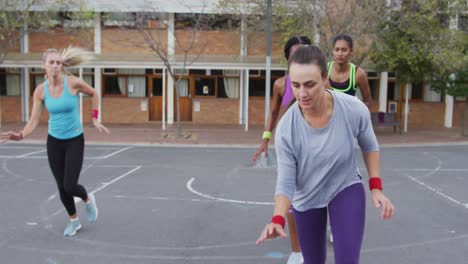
[262,131,272,140]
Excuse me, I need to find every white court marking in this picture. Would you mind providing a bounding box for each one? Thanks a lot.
[186,177,273,205]
[406,175,468,209]
[15,149,46,158]
[403,152,467,209]
[50,166,142,216]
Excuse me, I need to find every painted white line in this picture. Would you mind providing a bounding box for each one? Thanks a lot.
[90,166,141,195]
[407,175,466,209]
[51,166,142,217]
[99,145,134,159]
[186,177,273,205]
[16,149,46,158]
[111,194,207,203]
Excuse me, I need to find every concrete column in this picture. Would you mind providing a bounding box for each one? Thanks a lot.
[21,68,30,122]
[167,13,175,125]
[20,24,29,122]
[94,14,101,54]
[162,68,166,130]
[239,15,247,125]
[244,70,250,131]
[444,16,458,128]
[445,94,454,128]
[379,72,388,112]
[404,83,411,133]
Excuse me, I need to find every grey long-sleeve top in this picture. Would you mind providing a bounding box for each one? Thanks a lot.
[275,90,379,211]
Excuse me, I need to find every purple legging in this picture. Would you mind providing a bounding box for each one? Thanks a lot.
[292,183,365,264]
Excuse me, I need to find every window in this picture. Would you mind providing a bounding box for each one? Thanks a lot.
[195,77,216,96]
[249,70,285,97]
[191,69,240,99]
[367,72,379,100]
[152,78,163,96]
[387,81,398,101]
[411,81,424,100]
[102,68,147,97]
[0,68,21,96]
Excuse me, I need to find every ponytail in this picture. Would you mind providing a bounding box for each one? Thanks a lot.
[42,46,94,76]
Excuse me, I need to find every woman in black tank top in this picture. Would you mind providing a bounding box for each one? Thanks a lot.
[327,34,373,109]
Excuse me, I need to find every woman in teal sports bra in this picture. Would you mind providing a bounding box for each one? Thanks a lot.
[1,46,109,237]
[327,34,372,109]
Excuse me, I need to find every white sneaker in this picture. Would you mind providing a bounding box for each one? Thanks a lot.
[286,252,304,264]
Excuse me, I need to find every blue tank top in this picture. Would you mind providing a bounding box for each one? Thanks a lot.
[43,77,83,139]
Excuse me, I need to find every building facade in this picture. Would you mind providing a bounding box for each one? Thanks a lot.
[0,0,466,129]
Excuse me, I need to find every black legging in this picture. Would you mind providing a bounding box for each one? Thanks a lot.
[47,134,88,216]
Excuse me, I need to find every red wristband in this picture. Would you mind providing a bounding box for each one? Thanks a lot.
[271,215,285,229]
[369,177,383,191]
[92,109,99,119]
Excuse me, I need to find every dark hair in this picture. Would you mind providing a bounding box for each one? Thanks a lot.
[284,36,312,60]
[332,34,353,49]
[288,45,328,78]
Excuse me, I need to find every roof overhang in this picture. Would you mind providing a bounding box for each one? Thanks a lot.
[0,53,287,70]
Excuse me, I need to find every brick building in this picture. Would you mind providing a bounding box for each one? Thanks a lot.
[0,0,466,129]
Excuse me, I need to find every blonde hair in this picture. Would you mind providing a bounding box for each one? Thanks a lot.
[42,46,94,76]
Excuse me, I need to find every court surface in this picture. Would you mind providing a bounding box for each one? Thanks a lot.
[0,143,467,264]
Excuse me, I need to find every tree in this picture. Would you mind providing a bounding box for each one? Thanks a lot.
[0,0,94,128]
[431,34,468,135]
[134,0,213,137]
[371,0,466,131]
[0,0,53,64]
[218,0,388,65]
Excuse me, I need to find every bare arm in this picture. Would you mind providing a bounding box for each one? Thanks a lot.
[265,77,285,132]
[22,86,45,138]
[69,76,110,134]
[362,151,395,220]
[1,86,44,142]
[252,77,285,161]
[69,75,99,110]
[357,68,372,109]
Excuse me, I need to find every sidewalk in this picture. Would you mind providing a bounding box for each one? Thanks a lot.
[1,122,467,147]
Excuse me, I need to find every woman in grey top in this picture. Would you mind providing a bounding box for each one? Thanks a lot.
[256,45,395,264]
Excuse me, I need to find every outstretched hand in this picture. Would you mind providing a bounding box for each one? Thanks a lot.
[256,223,287,245]
[252,140,269,163]
[371,189,395,220]
[92,119,110,134]
[0,131,23,143]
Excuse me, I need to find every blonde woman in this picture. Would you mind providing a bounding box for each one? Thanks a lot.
[1,46,109,236]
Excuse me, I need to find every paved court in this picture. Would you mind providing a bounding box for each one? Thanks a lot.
[0,143,467,263]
